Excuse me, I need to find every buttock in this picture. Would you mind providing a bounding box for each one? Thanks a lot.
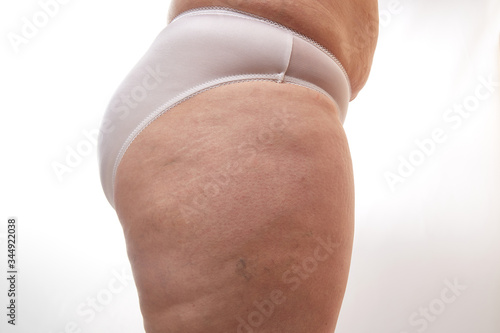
[97,7,351,209]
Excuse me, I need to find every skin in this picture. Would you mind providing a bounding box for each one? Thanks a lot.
[114,1,378,332]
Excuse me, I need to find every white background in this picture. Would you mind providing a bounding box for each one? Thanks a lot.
[0,0,499,332]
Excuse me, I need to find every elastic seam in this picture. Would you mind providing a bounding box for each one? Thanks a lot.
[279,35,294,83]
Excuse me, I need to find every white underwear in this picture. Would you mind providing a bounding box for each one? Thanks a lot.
[98,7,352,208]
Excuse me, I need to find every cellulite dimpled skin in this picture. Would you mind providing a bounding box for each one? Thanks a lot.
[97,7,351,208]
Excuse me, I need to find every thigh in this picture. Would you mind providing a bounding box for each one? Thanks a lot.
[114,81,354,332]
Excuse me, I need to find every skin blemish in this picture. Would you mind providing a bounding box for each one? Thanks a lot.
[236,258,252,281]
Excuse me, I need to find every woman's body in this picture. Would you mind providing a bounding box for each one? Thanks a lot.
[110,1,378,332]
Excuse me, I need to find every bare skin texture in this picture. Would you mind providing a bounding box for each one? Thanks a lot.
[114,1,378,332]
